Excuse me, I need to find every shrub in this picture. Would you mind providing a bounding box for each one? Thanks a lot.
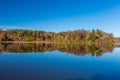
[25,36,34,41]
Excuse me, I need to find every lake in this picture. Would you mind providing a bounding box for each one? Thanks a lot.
[0,43,120,80]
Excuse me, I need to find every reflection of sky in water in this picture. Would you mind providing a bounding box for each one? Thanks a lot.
[0,48,120,80]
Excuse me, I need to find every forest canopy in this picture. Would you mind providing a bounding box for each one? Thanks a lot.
[0,29,114,46]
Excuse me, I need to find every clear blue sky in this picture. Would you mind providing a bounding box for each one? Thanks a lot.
[0,0,120,37]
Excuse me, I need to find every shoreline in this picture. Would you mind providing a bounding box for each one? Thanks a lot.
[1,41,120,47]
[0,41,61,43]
[0,41,120,45]
[0,41,87,44]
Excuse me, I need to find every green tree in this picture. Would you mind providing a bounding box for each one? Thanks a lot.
[26,36,34,41]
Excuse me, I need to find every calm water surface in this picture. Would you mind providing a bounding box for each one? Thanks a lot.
[0,43,120,80]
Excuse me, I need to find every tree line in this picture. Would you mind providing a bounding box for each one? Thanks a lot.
[0,29,114,45]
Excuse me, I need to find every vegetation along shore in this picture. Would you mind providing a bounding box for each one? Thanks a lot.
[0,29,115,46]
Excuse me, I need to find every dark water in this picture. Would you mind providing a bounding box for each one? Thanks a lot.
[0,43,120,80]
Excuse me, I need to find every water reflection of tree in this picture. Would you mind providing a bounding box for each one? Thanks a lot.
[0,43,115,57]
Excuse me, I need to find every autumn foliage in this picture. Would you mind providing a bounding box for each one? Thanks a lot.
[0,29,114,46]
